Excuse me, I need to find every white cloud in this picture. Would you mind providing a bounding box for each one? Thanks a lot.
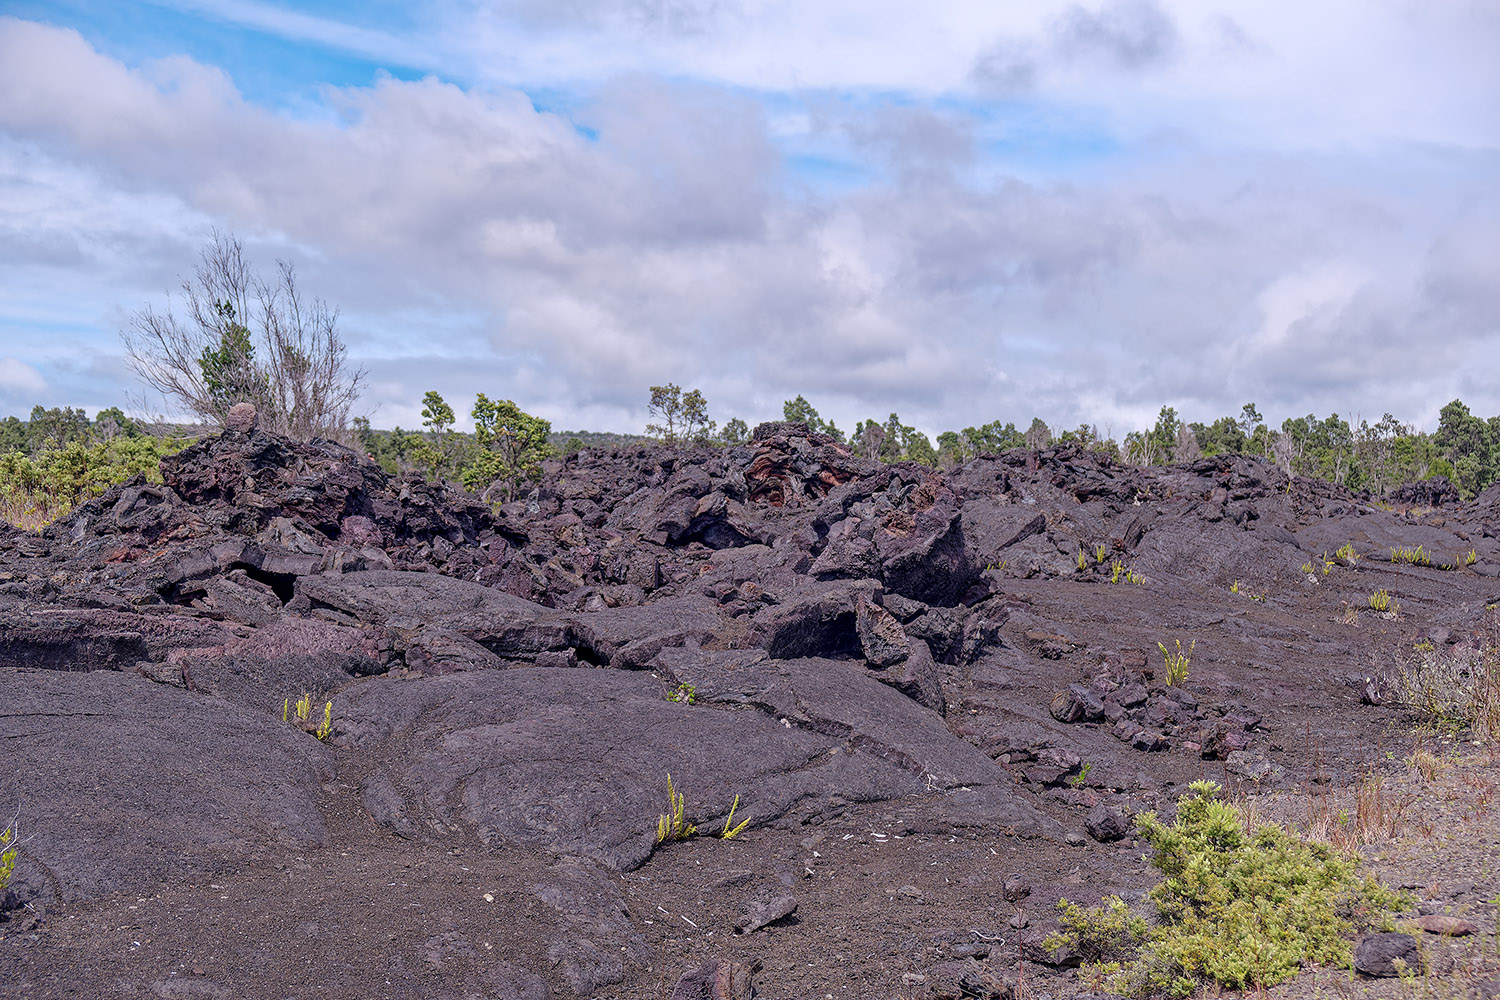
[0,358,46,395]
[0,11,1497,438]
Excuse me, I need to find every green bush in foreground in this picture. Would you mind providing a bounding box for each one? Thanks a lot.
[1047,780,1400,997]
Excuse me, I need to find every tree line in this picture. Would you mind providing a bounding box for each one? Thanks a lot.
[631,391,1500,500]
[346,385,1500,504]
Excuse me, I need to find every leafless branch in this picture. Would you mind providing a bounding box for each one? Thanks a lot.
[121,231,365,443]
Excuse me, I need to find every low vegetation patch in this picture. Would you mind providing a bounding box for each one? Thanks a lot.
[1047,781,1401,998]
[1369,588,1399,614]
[0,434,192,529]
[654,775,754,846]
[0,807,22,893]
[283,694,333,741]
[719,794,751,840]
[1303,769,1408,849]
[1156,639,1194,687]
[1391,544,1433,567]
[1382,623,1500,741]
[655,773,697,844]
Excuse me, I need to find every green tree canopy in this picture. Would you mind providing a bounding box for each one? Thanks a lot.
[464,394,552,499]
[647,384,715,445]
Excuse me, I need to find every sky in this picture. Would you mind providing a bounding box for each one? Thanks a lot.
[1,1,1497,438]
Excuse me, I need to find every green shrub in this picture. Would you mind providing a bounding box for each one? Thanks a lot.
[0,434,192,529]
[0,810,19,892]
[1053,894,1149,963]
[1048,781,1400,997]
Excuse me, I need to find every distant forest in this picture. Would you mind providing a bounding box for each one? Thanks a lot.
[5,391,1497,532]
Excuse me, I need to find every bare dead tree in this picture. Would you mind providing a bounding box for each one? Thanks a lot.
[122,231,365,442]
[1174,424,1202,463]
[1270,432,1296,476]
[257,259,364,442]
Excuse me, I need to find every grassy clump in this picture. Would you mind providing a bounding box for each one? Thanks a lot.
[1391,545,1432,567]
[655,773,697,844]
[282,693,334,741]
[1156,639,1194,687]
[1047,780,1400,998]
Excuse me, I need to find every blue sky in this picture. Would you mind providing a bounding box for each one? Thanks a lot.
[1,1,1498,436]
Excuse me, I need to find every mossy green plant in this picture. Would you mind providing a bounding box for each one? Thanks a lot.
[667,681,696,705]
[1046,781,1401,998]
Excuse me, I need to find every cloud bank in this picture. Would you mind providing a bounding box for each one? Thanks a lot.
[0,3,1497,436]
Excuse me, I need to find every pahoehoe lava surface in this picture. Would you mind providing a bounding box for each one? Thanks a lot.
[4,416,1500,998]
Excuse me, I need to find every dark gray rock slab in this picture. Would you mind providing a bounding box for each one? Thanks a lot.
[749,578,881,659]
[0,667,333,903]
[871,637,946,715]
[0,607,238,672]
[669,959,757,1000]
[735,891,798,934]
[298,570,577,660]
[1354,932,1423,977]
[337,653,1057,871]
[875,496,974,606]
[572,599,723,669]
